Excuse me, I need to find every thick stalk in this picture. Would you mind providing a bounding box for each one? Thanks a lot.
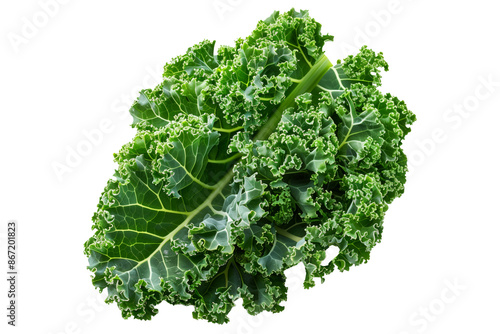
[253,54,333,141]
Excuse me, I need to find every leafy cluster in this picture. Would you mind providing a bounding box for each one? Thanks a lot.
[84,9,415,324]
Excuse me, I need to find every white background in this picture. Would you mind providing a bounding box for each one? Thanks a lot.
[1,0,499,333]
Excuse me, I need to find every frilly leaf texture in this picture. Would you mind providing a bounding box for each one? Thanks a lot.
[85,8,415,324]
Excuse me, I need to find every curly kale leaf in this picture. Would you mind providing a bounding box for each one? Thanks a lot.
[84,8,415,324]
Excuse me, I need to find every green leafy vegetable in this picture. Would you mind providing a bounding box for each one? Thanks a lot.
[84,9,415,324]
